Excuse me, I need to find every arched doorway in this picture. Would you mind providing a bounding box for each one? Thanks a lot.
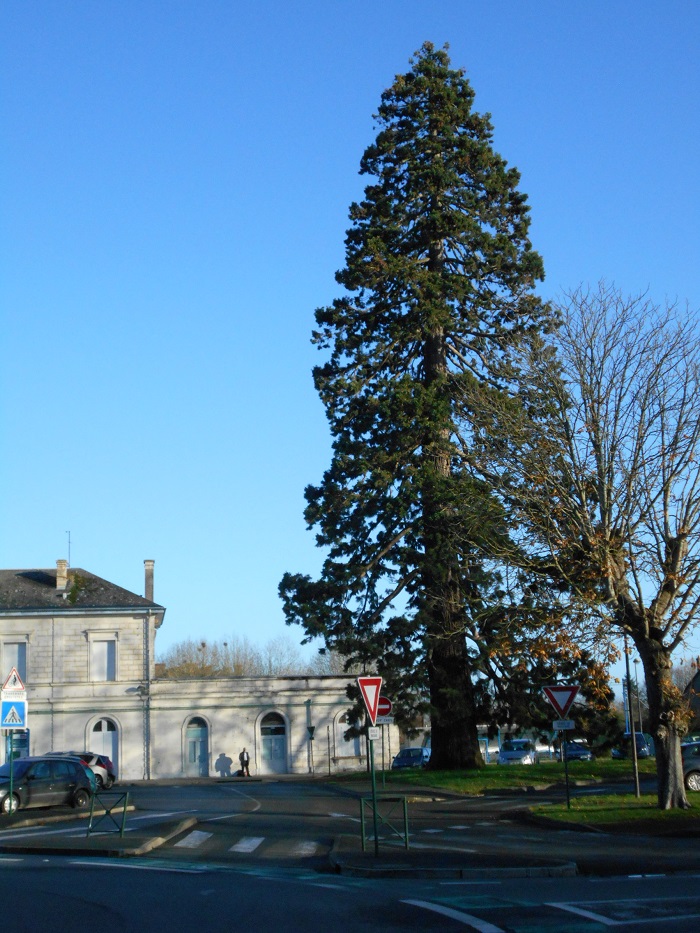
[260,712,287,774]
[185,717,209,777]
[91,718,118,776]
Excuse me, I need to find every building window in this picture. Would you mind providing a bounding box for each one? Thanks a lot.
[90,640,116,681]
[3,642,27,683]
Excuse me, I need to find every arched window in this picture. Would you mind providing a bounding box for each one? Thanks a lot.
[260,712,287,774]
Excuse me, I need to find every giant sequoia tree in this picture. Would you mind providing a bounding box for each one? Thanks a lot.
[279,43,554,769]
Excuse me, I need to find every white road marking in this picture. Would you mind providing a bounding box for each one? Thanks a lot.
[290,840,319,857]
[420,828,444,834]
[70,859,205,873]
[229,836,264,853]
[547,903,617,925]
[402,900,504,931]
[221,786,262,812]
[174,830,212,848]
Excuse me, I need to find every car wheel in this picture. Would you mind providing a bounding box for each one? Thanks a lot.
[95,774,104,789]
[72,788,91,809]
[103,777,114,789]
[686,770,700,792]
[1,793,20,815]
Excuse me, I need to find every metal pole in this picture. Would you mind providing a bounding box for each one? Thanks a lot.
[370,738,379,856]
[624,634,640,797]
[327,725,331,776]
[381,725,386,789]
[563,731,571,809]
[634,658,643,732]
[8,731,14,814]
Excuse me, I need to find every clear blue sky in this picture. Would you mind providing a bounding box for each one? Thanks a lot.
[2,2,699,670]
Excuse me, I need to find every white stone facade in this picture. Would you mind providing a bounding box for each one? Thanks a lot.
[0,562,398,780]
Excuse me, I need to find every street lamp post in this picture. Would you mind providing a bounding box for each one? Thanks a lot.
[633,658,643,732]
[624,634,640,798]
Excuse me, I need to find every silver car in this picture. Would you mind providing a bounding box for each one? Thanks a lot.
[682,741,700,791]
[498,739,539,765]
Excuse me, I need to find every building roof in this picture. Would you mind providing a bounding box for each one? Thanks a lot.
[0,568,164,613]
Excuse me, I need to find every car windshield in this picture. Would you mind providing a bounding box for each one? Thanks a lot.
[398,749,422,759]
[501,741,530,752]
[0,760,31,779]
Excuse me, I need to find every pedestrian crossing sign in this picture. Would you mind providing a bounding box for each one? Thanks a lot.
[1,700,27,729]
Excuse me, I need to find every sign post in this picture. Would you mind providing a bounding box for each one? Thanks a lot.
[542,684,579,810]
[2,668,28,815]
[376,696,392,788]
[357,676,382,855]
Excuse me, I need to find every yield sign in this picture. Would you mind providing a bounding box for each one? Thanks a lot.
[357,676,383,726]
[542,684,580,718]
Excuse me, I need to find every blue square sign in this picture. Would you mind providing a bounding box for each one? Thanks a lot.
[1,700,27,729]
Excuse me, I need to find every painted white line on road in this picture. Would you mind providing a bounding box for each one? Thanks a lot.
[547,903,617,926]
[220,786,262,812]
[402,899,504,931]
[174,830,213,848]
[229,836,264,853]
[70,859,205,873]
[420,828,443,834]
[290,840,319,857]
[440,881,502,887]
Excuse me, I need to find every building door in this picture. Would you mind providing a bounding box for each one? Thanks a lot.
[185,717,209,776]
[260,712,287,774]
[91,719,118,775]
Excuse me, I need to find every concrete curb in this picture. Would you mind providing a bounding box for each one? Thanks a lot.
[328,836,578,879]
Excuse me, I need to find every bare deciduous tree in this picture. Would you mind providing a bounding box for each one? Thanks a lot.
[472,283,700,808]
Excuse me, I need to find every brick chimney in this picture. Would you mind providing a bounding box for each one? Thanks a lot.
[144,559,155,602]
[56,559,69,591]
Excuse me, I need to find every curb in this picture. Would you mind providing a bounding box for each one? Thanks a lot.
[328,836,578,879]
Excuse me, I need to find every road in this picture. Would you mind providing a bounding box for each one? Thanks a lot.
[0,778,699,931]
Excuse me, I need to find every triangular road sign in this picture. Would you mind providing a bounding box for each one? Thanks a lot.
[357,676,383,726]
[542,685,579,718]
[2,667,25,691]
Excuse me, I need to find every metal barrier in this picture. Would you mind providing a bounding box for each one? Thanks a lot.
[360,794,409,852]
[86,790,129,837]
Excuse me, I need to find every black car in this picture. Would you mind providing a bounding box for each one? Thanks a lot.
[0,756,93,815]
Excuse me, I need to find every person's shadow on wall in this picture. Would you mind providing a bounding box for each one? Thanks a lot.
[214,752,233,777]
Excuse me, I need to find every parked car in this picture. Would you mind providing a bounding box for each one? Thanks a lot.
[391,747,431,770]
[498,739,538,765]
[557,741,595,762]
[46,751,116,789]
[682,740,700,792]
[0,756,93,814]
[611,733,653,760]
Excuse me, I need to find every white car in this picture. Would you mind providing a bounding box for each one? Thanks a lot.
[498,739,539,765]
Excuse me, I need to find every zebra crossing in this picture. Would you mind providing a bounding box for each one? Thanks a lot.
[171,829,325,861]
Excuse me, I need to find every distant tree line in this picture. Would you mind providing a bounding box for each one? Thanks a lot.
[156,635,358,679]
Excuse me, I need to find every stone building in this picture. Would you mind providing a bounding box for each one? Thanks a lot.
[0,561,394,779]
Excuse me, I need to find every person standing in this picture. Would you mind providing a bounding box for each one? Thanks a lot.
[239,747,250,776]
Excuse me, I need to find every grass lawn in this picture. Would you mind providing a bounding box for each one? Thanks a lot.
[334,757,657,795]
[530,793,700,830]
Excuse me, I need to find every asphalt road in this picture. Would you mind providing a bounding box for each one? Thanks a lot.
[1,778,699,931]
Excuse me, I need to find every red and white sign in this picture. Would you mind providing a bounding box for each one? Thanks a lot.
[542,684,579,718]
[2,668,25,693]
[377,696,392,717]
[357,676,383,726]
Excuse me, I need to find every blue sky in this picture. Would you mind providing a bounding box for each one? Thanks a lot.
[2,1,699,674]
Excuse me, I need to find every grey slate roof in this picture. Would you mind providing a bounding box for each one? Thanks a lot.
[0,568,164,612]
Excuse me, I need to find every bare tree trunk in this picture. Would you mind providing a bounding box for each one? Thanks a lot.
[638,639,691,809]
